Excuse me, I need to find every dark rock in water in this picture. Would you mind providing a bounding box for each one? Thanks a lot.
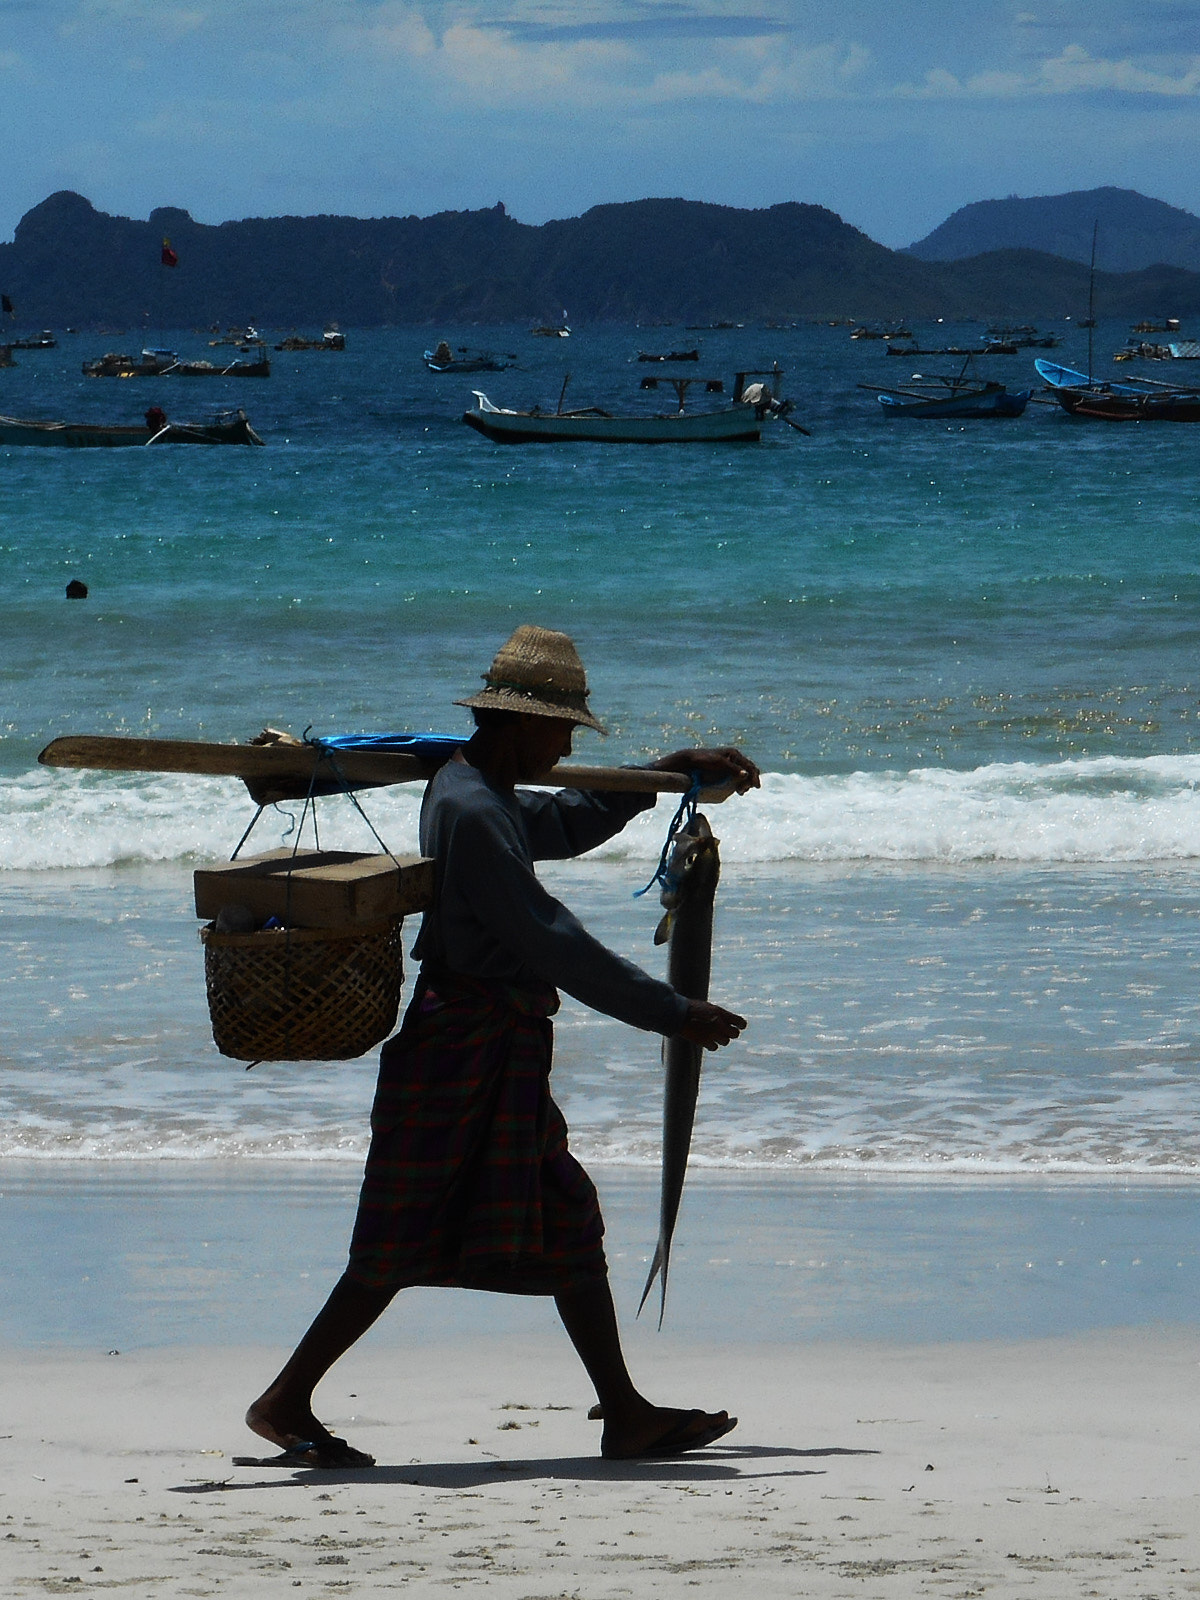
[65,578,88,598]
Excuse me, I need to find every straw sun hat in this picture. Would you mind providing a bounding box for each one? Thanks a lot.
[456,624,607,734]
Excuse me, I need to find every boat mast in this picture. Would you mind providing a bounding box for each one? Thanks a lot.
[1087,220,1097,385]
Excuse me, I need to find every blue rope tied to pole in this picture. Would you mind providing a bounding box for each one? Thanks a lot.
[633,772,703,899]
[228,729,402,868]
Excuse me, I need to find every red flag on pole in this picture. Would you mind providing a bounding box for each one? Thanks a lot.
[161,238,179,269]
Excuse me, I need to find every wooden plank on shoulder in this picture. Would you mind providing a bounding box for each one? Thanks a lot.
[38,735,428,786]
[38,734,738,801]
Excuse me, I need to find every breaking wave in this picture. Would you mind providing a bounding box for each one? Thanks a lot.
[7,753,1200,871]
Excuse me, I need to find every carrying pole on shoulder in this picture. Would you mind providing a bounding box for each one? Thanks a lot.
[38,734,742,804]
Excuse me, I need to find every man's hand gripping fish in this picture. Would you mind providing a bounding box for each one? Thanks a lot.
[638,812,721,1327]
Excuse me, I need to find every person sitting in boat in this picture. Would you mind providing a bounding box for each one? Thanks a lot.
[737,382,793,419]
[144,405,168,433]
[432,340,454,365]
[244,624,759,1468]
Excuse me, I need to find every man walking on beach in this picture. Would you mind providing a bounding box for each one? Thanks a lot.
[246,624,758,1466]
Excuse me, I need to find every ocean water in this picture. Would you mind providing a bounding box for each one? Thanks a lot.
[4,321,1200,1178]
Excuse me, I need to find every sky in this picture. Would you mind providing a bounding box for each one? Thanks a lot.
[1,0,1199,248]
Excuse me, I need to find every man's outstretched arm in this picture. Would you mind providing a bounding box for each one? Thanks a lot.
[649,746,761,794]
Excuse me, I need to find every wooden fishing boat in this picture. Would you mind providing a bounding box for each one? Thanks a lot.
[0,410,265,447]
[636,349,700,362]
[209,326,262,347]
[865,357,1030,418]
[174,355,271,377]
[83,348,270,378]
[1115,339,1173,362]
[463,389,762,444]
[1035,359,1200,421]
[424,343,511,373]
[276,329,345,351]
[876,384,1030,418]
[985,325,1060,349]
[1055,389,1200,421]
[11,330,57,350]
[887,343,976,356]
[887,340,1026,357]
[83,348,178,377]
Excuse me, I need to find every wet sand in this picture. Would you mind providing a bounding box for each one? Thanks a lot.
[5,1161,1200,1347]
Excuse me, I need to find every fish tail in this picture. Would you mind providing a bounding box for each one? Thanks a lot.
[637,1241,666,1321]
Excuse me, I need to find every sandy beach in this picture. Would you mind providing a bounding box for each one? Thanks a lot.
[2,1165,1200,1596]
[4,1330,1200,1597]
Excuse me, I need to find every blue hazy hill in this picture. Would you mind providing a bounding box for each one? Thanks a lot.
[908,187,1200,274]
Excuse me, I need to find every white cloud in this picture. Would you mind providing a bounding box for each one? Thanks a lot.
[331,3,439,62]
[895,42,1200,100]
[438,23,611,95]
[1040,42,1200,94]
[69,0,208,37]
[642,37,871,103]
[327,3,869,109]
[895,65,965,99]
[331,3,640,105]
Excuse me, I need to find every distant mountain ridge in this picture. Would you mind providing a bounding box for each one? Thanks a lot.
[3,189,1200,325]
[908,187,1200,274]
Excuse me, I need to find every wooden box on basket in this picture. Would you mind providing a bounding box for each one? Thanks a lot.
[194,849,435,1063]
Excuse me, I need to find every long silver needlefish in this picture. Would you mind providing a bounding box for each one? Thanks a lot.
[638,811,721,1327]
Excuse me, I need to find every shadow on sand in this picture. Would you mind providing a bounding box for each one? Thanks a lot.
[170,1441,878,1495]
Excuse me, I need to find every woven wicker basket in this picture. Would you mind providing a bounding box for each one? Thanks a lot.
[201,918,404,1062]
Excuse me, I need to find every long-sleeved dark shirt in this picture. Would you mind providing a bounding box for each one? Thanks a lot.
[412,757,689,1037]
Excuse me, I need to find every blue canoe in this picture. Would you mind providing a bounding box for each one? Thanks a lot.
[1033,359,1149,397]
[877,385,1030,419]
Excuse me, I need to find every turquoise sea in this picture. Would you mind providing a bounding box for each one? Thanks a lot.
[4,321,1200,1183]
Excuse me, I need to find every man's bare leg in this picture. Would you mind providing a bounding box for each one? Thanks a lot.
[555,1279,735,1459]
[245,1272,395,1461]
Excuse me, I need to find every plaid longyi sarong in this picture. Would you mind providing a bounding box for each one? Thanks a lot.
[346,970,607,1295]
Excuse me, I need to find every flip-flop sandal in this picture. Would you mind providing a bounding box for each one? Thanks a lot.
[602,1410,737,1461]
[233,1439,376,1469]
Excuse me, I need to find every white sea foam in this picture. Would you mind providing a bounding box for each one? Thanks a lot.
[7,754,1200,870]
[796,753,1200,863]
[4,1125,1200,1176]
[586,753,1200,866]
[8,756,1200,1176]
[0,767,427,871]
